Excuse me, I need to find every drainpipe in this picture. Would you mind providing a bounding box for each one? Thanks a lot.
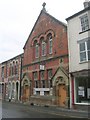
[19,55,23,101]
[68,75,70,109]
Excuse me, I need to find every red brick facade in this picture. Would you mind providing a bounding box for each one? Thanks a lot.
[1,54,23,101]
[22,9,69,107]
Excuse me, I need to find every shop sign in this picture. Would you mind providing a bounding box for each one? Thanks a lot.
[78,86,84,97]
[73,71,88,77]
[40,65,45,70]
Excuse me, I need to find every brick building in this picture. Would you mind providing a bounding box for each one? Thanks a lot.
[0,53,23,101]
[1,61,8,100]
[0,63,2,99]
[21,5,69,108]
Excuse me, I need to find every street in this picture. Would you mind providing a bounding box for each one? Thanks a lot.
[1,101,89,119]
[0,101,2,120]
[2,101,66,118]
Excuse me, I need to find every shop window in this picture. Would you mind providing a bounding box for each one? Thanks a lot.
[75,77,90,103]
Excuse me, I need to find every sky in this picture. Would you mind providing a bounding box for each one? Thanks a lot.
[0,0,85,63]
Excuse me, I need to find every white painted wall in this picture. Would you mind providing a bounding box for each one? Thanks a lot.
[67,11,90,73]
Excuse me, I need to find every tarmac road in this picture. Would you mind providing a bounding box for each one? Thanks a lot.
[1,101,89,119]
[2,101,66,118]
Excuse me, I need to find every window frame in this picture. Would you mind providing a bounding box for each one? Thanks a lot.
[80,14,89,32]
[42,41,46,56]
[35,44,39,58]
[48,69,52,79]
[74,77,90,104]
[41,80,46,88]
[40,70,44,80]
[33,72,38,80]
[49,35,53,54]
[79,39,90,62]
[35,80,39,88]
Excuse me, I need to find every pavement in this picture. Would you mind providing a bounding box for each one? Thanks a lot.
[2,100,90,118]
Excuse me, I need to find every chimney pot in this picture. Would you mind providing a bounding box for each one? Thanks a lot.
[83,0,90,8]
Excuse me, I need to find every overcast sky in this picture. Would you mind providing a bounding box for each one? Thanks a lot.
[0,0,85,63]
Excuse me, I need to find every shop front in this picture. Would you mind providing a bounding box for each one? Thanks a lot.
[71,70,90,110]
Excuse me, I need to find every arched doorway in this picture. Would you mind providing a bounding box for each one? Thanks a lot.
[8,82,12,100]
[23,81,29,102]
[21,76,31,102]
[12,82,15,100]
[2,83,4,99]
[16,82,19,101]
[54,76,67,107]
[57,84,67,107]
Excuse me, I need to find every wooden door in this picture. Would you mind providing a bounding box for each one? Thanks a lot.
[23,85,29,101]
[58,84,66,107]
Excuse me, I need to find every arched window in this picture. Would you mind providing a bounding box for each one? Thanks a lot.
[33,40,39,59]
[12,82,15,99]
[47,33,53,54]
[10,63,12,76]
[15,61,18,75]
[13,61,15,75]
[49,35,52,54]
[35,44,39,58]
[42,41,46,56]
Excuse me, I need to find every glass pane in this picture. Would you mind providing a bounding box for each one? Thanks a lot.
[75,77,90,103]
[80,52,86,61]
[42,42,46,56]
[88,51,90,60]
[81,18,84,24]
[87,41,90,50]
[35,45,39,58]
[80,43,85,51]
[80,14,89,31]
[49,40,52,54]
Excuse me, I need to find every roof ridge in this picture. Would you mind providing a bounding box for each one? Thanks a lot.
[43,10,67,27]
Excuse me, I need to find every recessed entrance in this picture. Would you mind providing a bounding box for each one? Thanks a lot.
[23,85,29,101]
[57,84,66,107]
[16,82,19,101]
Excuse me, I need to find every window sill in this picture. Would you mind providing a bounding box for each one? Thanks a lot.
[79,60,90,64]
[79,29,90,34]
[75,103,90,105]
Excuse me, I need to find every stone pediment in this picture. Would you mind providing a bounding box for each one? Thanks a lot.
[52,66,69,86]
